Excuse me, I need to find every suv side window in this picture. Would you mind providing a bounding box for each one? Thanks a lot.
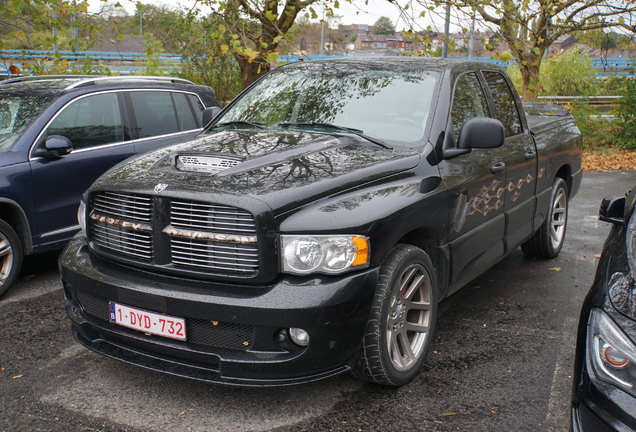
[483,71,522,136]
[173,93,198,131]
[451,73,490,139]
[47,93,124,150]
[186,94,206,127]
[130,91,201,138]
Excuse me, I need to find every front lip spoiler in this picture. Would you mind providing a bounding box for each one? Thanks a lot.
[72,326,351,387]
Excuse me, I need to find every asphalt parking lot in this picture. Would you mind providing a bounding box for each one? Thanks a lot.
[1,169,634,432]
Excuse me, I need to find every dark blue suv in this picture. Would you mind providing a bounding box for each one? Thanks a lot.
[0,75,220,298]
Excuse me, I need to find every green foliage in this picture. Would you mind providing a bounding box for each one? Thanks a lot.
[506,64,522,93]
[540,50,597,96]
[569,101,619,151]
[507,50,598,97]
[145,9,243,102]
[613,72,636,150]
[135,34,166,76]
[372,16,395,35]
[0,0,96,51]
[75,56,112,76]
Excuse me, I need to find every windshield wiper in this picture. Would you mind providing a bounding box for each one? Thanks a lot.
[209,121,267,130]
[279,122,392,149]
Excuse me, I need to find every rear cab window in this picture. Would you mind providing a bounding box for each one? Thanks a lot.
[482,71,523,137]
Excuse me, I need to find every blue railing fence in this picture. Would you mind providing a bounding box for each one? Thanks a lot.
[0,49,633,77]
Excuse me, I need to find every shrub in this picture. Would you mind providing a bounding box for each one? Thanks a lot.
[540,49,597,97]
[570,101,620,151]
[507,49,598,97]
[613,72,636,150]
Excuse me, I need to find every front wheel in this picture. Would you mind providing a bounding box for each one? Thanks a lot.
[522,177,569,258]
[353,244,438,386]
[0,219,22,299]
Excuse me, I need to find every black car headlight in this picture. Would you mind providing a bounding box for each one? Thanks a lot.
[628,209,636,279]
[587,308,636,398]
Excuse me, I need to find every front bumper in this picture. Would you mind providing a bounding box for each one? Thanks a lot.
[571,370,636,432]
[60,236,379,386]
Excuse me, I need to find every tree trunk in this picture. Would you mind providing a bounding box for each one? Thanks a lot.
[516,53,542,101]
[235,55,272,89]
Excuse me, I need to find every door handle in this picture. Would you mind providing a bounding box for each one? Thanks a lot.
[490,162,506,174]
[524,151,537,160]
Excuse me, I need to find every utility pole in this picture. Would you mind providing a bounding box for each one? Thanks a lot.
[73,0,78,52]
[320,5,325,56]
[139,5,144,37]
[468,13,475,59]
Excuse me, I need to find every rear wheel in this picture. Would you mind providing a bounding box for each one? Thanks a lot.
[0,219,22,299]
[353,244,437,386]
[522,177,569,258]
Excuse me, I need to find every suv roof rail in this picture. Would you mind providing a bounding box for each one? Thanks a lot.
[65,75,195,89]
[0,75,95,85]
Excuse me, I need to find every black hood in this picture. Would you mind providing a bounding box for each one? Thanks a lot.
[92,129,421,214]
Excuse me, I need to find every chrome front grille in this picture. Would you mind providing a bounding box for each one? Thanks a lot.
[93,192,152,222]
[89,192,259,274]
[93,223,152,259]
[171,200,255,233]
[171,239,259,272]
[170,200,258,273]
[91,192,153,261]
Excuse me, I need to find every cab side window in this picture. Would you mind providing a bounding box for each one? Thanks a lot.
[47,93,124,150]
[451,73,490,139]
[129,91,202,139]
[483,71,522,137]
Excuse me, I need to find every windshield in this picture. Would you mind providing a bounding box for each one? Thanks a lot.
[215,63,438,146]
[0,95,52,151]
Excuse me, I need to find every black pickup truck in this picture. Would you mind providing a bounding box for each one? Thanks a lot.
[59,58,582,387]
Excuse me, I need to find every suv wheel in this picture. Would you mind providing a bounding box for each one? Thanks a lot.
[0,219,22,299]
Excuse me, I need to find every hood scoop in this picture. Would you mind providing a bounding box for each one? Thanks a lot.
[176,154,241,174]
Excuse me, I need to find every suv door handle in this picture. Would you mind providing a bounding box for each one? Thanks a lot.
[490,162,506,174]
[524,151,537,160]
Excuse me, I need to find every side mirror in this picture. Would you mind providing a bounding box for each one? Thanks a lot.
[202,106,222,127]
[457,118,505,150]
[599,196,626,225]
[33,135,73,158]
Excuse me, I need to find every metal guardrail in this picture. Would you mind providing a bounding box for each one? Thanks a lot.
[0,49,182,63]
[538,95,622,115]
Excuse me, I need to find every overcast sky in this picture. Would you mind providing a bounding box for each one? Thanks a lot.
[90,0,452,32]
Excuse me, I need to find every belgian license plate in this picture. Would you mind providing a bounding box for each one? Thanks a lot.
[109,302,187,341]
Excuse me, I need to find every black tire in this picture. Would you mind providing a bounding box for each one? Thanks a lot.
[353,244,438,386]
[521,177,569,259]
[0,219,22,299]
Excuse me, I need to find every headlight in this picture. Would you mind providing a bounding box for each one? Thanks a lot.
[281,235,370,275]
[77,199,87,238]
[627,210,636,278]
[587,308,636,397]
